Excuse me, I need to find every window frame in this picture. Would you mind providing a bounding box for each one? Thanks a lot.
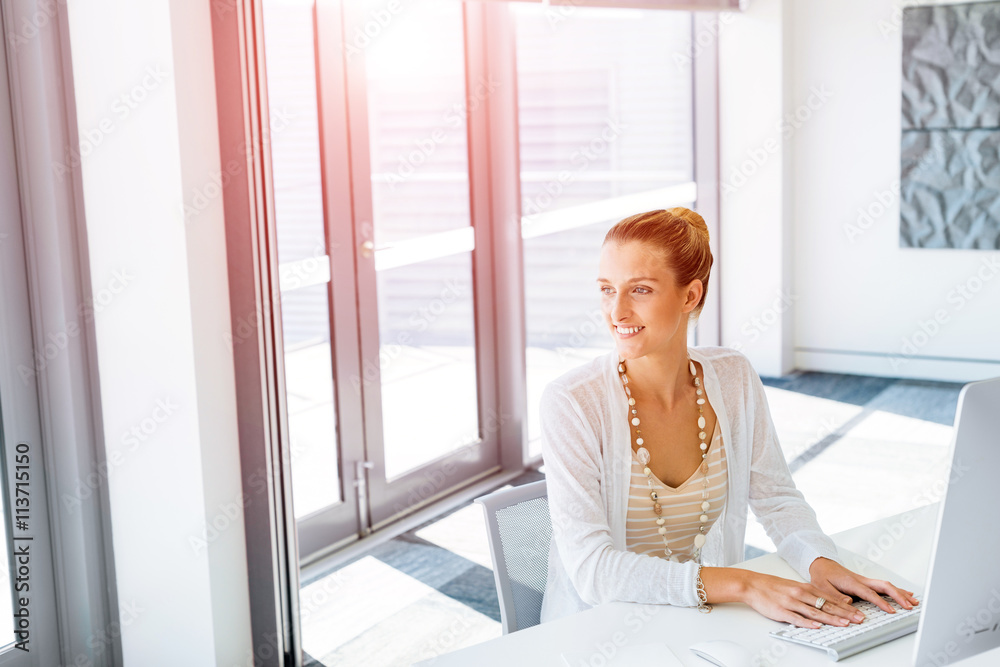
[0,1,122,665]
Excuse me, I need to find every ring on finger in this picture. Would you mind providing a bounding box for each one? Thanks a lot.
[814,596,827,610]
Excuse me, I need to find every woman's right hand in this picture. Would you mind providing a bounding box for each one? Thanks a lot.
[742,572,865,628]
[701,567,865,629]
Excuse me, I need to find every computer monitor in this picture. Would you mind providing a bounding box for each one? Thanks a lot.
[913,376,1000,667]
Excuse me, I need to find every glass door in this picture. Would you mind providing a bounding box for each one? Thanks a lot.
[260,0,364,561]
[341,0,499,529]
[260,0,501,561]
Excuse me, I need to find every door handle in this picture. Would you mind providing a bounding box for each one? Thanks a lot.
[360,240,374,258]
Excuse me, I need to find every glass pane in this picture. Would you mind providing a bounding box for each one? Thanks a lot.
[364,0,471,247]
[283,285,341,518]
[515,6,696,457]
[361,0,479,480]
[261,0,342,518]
[515,6,693,214]
[376,254,479,481]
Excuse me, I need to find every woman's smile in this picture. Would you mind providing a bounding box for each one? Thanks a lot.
[615,324,645,338]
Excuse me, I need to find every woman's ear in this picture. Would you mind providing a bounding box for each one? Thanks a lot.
[684,279,703,312]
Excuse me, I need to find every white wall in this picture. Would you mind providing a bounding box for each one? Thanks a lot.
[718,0,794,377]
[64,1,252,664]
[720,0,1000,382]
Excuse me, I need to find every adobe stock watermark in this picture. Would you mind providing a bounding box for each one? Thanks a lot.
[864,457,969,564]
[188,464,273,555]
[299,569,352,626]
[877,0,921,38]
[916,588,1000,666]
[721,86,834,197]
[421,615,475,658]
[188,442,311,556]
[227,237,336,348]
[225,294,278,351]
[5,0,64,51]
[543,0,586,31]
[181,107,295,221]
[562,606,664,667]
[549,308,606,365]
[229,630,283,667]
[391,408,511,515]
[343,0,406,60]
[888,255,1000,371]
[64,600,144,667]
[728,290,797,353]
[843,143,944,243]
[673,12,736,71]
[521,117,628,220]
[350,277,465,392]
[17,268,135,384]
[752,637,792,666]
[53,65,170,181]
[384,76,500,191]
[61,397,180,513]
[189,436,313,556]
[956,589,1000,645]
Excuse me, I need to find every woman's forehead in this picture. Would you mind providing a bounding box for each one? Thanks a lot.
[599,240,669,270]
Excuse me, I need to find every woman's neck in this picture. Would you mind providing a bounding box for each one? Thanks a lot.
[620,345,693,411]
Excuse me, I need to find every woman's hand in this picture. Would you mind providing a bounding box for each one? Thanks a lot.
[741,572,869,628]
[701,567,868,628]
[809,557,919,615]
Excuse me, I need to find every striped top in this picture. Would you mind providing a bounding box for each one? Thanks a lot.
[625,419,728,560]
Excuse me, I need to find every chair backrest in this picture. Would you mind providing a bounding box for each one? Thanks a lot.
[474,479,550,634]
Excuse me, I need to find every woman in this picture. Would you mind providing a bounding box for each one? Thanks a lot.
[538,207,918,628]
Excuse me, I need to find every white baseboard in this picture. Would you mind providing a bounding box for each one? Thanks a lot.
[794,348,1000,383]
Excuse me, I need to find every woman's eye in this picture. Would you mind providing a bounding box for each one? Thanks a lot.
[634,287,650,294]
[600,286,613,295]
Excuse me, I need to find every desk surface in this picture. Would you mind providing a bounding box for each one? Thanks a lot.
[419,503,1000,666]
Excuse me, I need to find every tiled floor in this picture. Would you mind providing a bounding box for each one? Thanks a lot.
[300,371,963,666]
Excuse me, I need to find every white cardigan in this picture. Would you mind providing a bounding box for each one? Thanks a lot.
[538,345,841,624]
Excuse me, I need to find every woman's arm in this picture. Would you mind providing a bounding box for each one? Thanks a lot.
[738,353,917,615]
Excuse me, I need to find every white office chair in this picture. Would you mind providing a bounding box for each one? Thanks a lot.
[474,479,551,634]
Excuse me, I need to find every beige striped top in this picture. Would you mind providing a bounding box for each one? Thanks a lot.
[625,419,728,560]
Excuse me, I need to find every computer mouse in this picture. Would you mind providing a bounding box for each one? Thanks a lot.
[689,639,753,667]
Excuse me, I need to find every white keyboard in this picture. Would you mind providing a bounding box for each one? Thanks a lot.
[769,594,923,661]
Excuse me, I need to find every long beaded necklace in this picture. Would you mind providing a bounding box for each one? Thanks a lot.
[618,357,711,563]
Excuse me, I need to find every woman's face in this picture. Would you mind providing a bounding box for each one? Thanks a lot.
[597,240,700,360]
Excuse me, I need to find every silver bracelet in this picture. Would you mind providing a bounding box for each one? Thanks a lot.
[695,565,712,614]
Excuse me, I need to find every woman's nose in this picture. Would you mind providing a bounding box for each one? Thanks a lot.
[609,293,630,321]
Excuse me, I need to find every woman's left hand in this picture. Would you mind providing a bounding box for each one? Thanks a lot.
[808,557,919,617]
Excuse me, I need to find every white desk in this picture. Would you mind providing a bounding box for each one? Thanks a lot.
[419,504,1000,666]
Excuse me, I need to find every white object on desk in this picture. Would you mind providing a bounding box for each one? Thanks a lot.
[559,642,683,667]
[417,504,1000,666]
[688,639,752,667]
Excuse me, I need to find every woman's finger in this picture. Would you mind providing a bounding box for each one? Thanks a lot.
[784,610,822,629]
[842,579,896,613]
[799,591,864,625]
[805,604,853,627]
[865,578,916,610]
[814,581,854,607]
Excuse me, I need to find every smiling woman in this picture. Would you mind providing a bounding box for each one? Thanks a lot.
[597,209,713,367]
[538,207,920,629]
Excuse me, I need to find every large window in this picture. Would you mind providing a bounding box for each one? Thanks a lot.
[515,6,697,457]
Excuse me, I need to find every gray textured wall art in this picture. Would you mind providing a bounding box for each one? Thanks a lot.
[900,2,1000,249]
